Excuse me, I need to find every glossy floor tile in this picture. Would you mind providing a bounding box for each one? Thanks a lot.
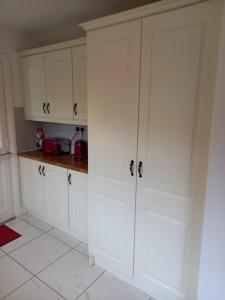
[47,228,80,248]
[0,256,32,299]
[4,277,64,300]
[1,221,43,253]
[19,213,31,220]
[0,214,150,300]
[24,215,53,232]
[75,242,89,257]
[0,249,5,259]
[38,250,103,300]
[10,234,70,274]
[78,272,149,300]
[5,218,21,226]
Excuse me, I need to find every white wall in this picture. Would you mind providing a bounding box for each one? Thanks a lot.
[197,4,225,300]
[0,26,34,107]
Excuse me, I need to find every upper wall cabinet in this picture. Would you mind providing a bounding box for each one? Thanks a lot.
[73,46,87,121]
[45,49,73,120]
[22,54,46,119]
[21,38,87,125]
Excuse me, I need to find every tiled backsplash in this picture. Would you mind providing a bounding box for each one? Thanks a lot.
[14,107,39,152]
[15,107,88,152]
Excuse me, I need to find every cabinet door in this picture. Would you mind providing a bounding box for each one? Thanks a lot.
[22,55,46,119]
[72,46,87,121]
[45,49,73,120]
[88,20,141,276]
[68,170,88,243]
[19,158,44,218]
[135,2,221,300]
[0,156,13,223]
[44,163,68,231]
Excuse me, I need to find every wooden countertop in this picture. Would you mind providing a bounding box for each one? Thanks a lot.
[18,150,88,174]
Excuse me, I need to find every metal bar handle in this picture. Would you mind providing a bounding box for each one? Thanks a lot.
[38,165,42,175]
[42,166,45,176]
[74,103,78,116]
[68,174,72,185]
[43,103,46,114]
[130,160,134,176]
[46,103,50,114]
[138,161,143,178]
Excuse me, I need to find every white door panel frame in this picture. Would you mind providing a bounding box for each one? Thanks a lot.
[0,54,21,219]
[134,1,222,300]
[87,19,141,277]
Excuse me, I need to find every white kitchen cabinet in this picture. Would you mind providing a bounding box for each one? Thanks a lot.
[87,19,141,277]
[72,46,87,121]
[21,38,87,125]
[134,3,221,299]
[68,170,88,243]
[0,155,13,223]
[19,157,88,239]
[22,55,46,119]
[45,49,73,120]
[19,158,44,219]
[82,0,222,298]
[44,163,69,231]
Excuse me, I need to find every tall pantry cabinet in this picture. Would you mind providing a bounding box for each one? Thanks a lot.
[81,0,223,299]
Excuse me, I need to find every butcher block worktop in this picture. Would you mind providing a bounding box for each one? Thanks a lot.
[18,150,88,174]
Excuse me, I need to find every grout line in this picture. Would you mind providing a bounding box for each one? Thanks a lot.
[33,276,67,300]
[22,219,53,234]
[4,231,45,255]
[35,248,74,276]
[45,232,81,249]
[3,246,73,300]
[73,248,89,258]
[5,218,22,226]
[1,276,35,300]
[6,253,36,277]
[4,248,72,300]
[8,246,73,277]
[75,271,106,300]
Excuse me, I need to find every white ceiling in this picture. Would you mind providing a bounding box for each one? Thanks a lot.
[0,0,156,45]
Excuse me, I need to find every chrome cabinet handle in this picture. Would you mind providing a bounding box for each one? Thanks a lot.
[47,103,50,114]
[43,103,46,114]
[68,174,72,185]
[138,161,143,178]
[129,160,134,176]
[38,165,42,175]
[42,166,45,176]
[74,103,78,116]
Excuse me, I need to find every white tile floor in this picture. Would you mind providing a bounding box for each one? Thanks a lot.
[0,214,150,300]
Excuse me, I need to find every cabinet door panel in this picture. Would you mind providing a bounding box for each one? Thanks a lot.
[0,156,12,223]
[69,170,88,243]
[45,49,73,120]
[44,164,68,231]
[135,2,221,300]
[73,46,87,121]
[88,19,141,276]
[19,158,44,218]
[22,55,46,118]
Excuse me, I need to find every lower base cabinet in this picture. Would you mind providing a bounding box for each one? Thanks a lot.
[19,158,44,219]
[44,164,69,231]
[19,157,88,242]
[68,170,88,243]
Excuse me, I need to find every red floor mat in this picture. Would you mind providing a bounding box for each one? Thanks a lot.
[0,224,21,247]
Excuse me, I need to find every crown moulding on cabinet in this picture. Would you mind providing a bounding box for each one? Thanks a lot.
[79,0,206,31]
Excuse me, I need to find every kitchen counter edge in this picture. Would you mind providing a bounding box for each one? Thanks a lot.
[17,151,88,174]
